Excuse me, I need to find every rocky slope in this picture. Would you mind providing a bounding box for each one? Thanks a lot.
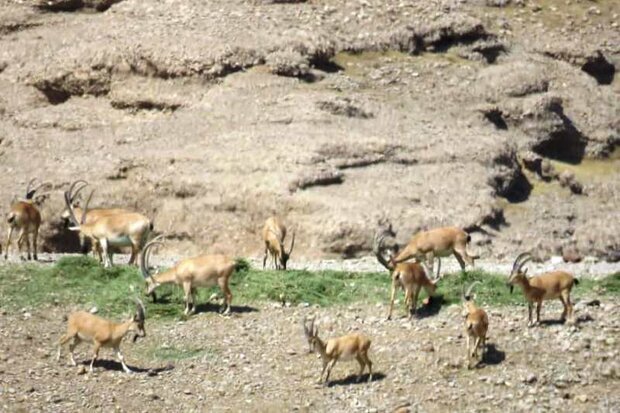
[0,0,618,261]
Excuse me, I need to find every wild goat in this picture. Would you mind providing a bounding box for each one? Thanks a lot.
[461,281,488,367]
[64,187,152,268]
[507,252,578,326]
[140,236,236,315]
[61,180,130,262]
[391,226,478,272]
[4,179,48,260]
[373,233,442,320]
[303,317,373,385]
[262,216,295,270]
[57,299,146,373]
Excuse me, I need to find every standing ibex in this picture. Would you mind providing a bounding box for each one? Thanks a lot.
[302,317,373,385]
[262,216,295,270]
[507,252,578,327]
[391,226,477,272]
[4,179,48,261]
[64,188,152,268]
[61,180,130,262]
[57,299,146,373]
[373,233,442,320]
[140,236,236,316]
[462,281,488,367]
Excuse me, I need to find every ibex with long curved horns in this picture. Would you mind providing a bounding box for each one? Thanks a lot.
[64,187,152,267]
[61,180,131,262]
[262,217,295,270]
[461,281,488,368]
[391,226,478,272]
[140,236,236,316]
[507,252,578,327]
[4,179,49,260]
[373,233,442,320]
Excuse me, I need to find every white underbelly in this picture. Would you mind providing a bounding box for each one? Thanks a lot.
[107,235,132,247]
[77,332,94,342]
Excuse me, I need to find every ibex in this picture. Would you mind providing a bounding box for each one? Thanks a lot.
[4,179,48,261]
[462,281,488,367]
[391,226,478,272]
[303,317,373,385]
[57,299,146,373]
[507,252,578,327]
[61,180,130,262]
[262,216,295,270]
[373,233,442,320]
[64,188,152,268]
[140,236,236,316]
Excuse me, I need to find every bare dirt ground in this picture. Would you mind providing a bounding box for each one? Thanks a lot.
[1,290,618,412]
[0,0,619,262]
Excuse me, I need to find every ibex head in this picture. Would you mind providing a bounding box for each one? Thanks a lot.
[507,252,532,293]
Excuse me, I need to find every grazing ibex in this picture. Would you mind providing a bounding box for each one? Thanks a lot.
[64,188,152,267]
[262,216,295,270]
[462,281,488,367]
[57,299,146,373]
[61,180,130,261]
[4,179,48,261]
[507,252,578,327]
[303,317,373,385]
[373,233,442,320]
[140,236,235,316]
[391,226,478,272]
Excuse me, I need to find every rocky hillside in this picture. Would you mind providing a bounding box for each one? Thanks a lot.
[0,0,618,261]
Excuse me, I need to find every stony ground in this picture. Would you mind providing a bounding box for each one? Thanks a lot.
[1,284,618,412]
[0,0,619,262]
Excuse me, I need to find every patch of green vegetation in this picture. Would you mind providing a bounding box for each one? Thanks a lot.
[0,257,617,320]
[140,344,211,362]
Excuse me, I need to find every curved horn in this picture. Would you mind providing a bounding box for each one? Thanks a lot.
[372,231,393,270]
[68,180,89,203]
[287,230,296,255]
[465,281,481,298]
[25,179,49,199]
[134,297,146,321]
[140,235,165,281]
[63,191,80,226]
[511,252,532,273]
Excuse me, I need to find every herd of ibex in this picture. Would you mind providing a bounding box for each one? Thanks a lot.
[4,179,580,380]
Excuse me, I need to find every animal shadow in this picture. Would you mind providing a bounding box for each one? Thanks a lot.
[413,295,444,319]
[328,372,386,387]
[481,343,505,366]
[86,360,174,374]
[193,302,258,315]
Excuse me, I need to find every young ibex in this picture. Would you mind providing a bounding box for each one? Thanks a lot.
[462,281,488,367]
[64,188,152,268]
[303,317,373,385]
[57,299,146,373]
[140,236,235,316]
[61,180,130,261]
[4,179,48,261]
[262,216,295,270]
[391,226,478,272]
[373,233,442,320]
[507,252,578,327]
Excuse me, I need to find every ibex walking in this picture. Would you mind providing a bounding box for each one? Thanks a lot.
[461,281,488,367]
[303,317,373,385]
[57,299,146,373]
[4,179,48,260]
[373,233,442,320]
[507,253,578,327]
[262,216,295,270]
[391,226,478,272]
[64,188,152,268]
[140,236,236,316]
